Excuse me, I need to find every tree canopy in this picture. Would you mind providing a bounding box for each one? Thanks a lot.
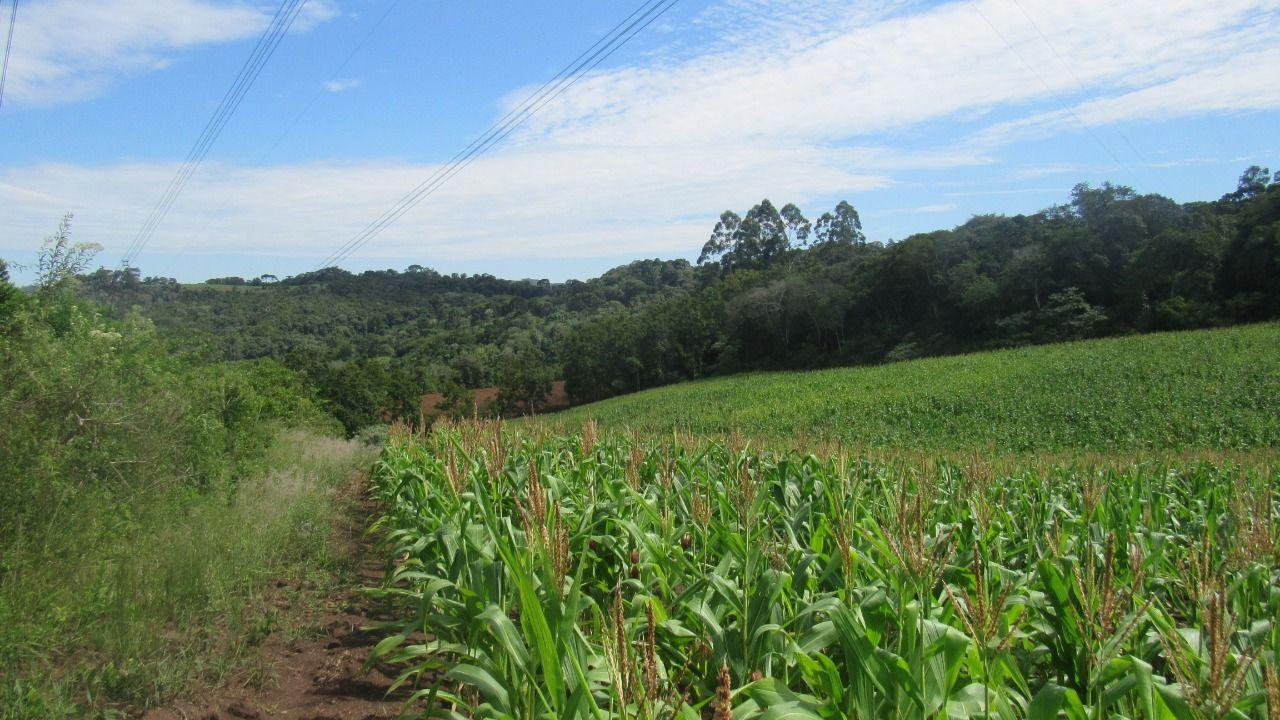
[67,166,1280,423]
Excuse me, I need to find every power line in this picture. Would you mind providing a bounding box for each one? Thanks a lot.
[257,0,404,164]
[123,0,310,266]
[317,0,674,270]
[316,0,680,271]
[124,0,305,264]
[965,0,1141,187]
[0,0,17,112]
[1004,0,1152,171]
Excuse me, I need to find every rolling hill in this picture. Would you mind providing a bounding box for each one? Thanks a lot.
[548,323,1280,452]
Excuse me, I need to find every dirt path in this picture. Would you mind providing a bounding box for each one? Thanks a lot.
[144,491,412,720]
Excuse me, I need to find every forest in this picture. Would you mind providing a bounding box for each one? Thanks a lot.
[77,165,1280,429]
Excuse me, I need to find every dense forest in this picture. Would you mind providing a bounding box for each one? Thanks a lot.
[77,165,1280,430]
[80,257,695,431]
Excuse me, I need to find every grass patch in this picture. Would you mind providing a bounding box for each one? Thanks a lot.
[0,429,377,718]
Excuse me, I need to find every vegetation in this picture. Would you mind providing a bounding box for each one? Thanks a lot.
[79,258,696,432]
[77,167,1280,421]
[0,221,374,717]
[3,167,1274,719]
[561,169,1280,403]
[0,431,375,717]
[368,422,1279,720]
[550,324,1280,452]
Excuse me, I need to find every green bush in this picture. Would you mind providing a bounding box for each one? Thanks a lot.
[0,232,354,716]
[0,296,334,543]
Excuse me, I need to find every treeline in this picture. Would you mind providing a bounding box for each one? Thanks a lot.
[75,166,1280,423]
[562,167,1280,402]
[79,257,693,432]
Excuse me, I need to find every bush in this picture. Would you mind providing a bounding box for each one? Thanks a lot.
[0,226,353,716]
[0,298,333,542]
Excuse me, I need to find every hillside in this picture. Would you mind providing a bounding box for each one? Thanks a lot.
[75,169,1280,434]
[550,323,1280,452]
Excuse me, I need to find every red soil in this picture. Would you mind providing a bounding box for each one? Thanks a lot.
[420,380,569,419]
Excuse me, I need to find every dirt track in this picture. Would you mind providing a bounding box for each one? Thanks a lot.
[143,488,411,720]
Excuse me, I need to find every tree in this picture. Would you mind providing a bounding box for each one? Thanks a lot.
[1130,224,1224,304]
[0,259,12,299]
[0,259,20,327]
[779,203,812,247]
[1218,183,1280,319]
[698,201,792,269]
[1038,287,1107,341]
[495,342,554,415]
[698,211,741,266]
[1003,244,1050,310]
[1069,182,1136,225]
[435,378,476,421]
[814,201,865,246]
[1225,165,1272,201]
[742,199,790,263]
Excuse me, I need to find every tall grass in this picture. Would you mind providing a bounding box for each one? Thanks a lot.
[0,430,377,718]
[369,421,1278,720]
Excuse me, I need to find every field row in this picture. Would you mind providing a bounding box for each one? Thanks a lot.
[368,422,1279,719]
[550,324,1280,452]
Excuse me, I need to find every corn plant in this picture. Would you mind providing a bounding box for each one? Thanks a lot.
[367,421,1279,720]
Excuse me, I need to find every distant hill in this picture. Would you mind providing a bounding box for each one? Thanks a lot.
[73,167,1280,435]
[77,258,697,432]
[548,324,1280,453]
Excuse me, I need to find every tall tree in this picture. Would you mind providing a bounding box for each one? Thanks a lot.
[698,211,742,267]
[780,203,812,247]
[814,201,865,246]
[1225,165,1272,201]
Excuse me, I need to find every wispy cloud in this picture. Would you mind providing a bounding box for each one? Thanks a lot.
[323,78,360,93]
[2,0,337,106]
[913,203,958,214]
[944,187,1065,198]
[3,0,1279,272]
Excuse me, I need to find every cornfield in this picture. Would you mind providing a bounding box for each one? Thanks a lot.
[368,421,1279,720]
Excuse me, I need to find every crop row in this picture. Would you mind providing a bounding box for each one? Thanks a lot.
[367,421,1278,720]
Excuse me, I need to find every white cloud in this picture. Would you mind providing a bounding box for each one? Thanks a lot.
[517,0,1280,151]
[3,0,1279,271]
[323,78,360,93]
[913,203,957,214]
[2,0,337,106]
[0,147,888,263]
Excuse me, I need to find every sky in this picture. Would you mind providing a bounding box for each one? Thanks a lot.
[1,0,1278,284]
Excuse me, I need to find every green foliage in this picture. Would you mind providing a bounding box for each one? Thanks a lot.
[34,213,102,294]
[79,258,694,424]
[368,425,1279,719]
[0,219,362,717]
[496,341,556,415]
[0,298,333,540]
[0,258,22,327]
[554,324,1280,452]
[0,431,375,717]
[565,170,1280,403]
[73,168,1280,413]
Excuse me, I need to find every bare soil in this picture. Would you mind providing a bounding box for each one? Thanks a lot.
[143,481,413,720]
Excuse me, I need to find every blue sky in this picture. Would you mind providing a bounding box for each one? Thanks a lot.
[2,0,1278,283]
